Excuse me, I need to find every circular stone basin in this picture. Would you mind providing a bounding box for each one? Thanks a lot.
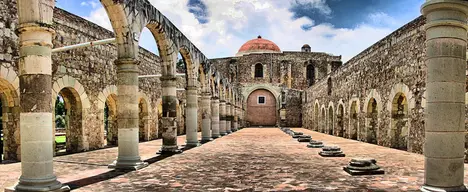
[293,132,303,135]
[309,140,323,145]
[298,135,311,139]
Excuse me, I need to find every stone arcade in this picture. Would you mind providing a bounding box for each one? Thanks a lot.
[0,0,467,191]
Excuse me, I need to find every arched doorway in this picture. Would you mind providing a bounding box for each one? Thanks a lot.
[306,64,315,86]
[366,98,378,144]
[0,77,20,161]
[247,89,277,126]
[55,87,83,153]
[337,104,344,137]
[349,101,358,140]
[391,93,408,150]
[105,94,117,146]
[328,106,334,135]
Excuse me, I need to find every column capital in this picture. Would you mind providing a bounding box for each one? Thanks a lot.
[422,0,468,16]
[115,58,140,73]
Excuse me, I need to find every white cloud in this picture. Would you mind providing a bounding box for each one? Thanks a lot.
[80,0,99,9]
[81,0,397,62]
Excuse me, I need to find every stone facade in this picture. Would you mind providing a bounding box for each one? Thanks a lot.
[302,16,427,154]
[210,49,341,127]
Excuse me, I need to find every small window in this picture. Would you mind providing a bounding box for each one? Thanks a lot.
[258,96,266,104]
[255,64,263,78]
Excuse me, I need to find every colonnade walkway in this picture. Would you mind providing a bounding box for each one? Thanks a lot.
[2,128,468,191]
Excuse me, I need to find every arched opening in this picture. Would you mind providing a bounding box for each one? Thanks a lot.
[306,64,315,86]
[366,98,378,144]
[105,94,117,146]
[350,101,358,140]
[177,100,185,135]
[254,64,263,78]
[157,99,163,139]
[391,93,408,150]
[328,106,333,135]
[337,104,344,137]
[314,103,319,131]
[0,78,19,161]
[55,87,83,154]
[327,78,332,95]
[138,98,149,142]
[140,26,161,56]
[321,108,326,133]
[247,89,277,126]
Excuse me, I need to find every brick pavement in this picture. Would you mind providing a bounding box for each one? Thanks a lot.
[2,128,468,191]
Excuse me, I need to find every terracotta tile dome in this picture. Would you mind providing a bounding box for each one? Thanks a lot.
[236,35,281,56]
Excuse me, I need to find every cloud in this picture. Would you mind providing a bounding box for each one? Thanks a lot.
[80,0,99,9]
[81,0,414,62]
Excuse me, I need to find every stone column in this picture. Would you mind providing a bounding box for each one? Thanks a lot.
[225,103,232,134]
[185,86,199,148]
[108,58,147,170]
[233,106,238,132]
[219,100,227,136]
[211,98,220,138]
[201,92,212,143]
[10,0,70,191]
[421,1,468,191]
[158,76,181,154]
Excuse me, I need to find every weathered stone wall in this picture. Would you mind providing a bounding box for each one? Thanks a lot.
[302,16,427,154]
[284,89,302,127]
[0,2,184,160]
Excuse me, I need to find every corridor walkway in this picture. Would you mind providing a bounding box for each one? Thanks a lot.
[2,128,468,191]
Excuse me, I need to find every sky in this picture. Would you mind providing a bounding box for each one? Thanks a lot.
[56,0,424,62]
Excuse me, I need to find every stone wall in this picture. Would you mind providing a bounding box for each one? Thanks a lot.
[0,2,190,160]
[283,89,302,127]
[302,16,427,154]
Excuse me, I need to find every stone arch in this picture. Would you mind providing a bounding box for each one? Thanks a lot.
[243,85,281,110]
[348,98,359,140]
[52,76,90,153]
[179,46,198,87]
[0,66,20,160]
[98,85,117,146]
[246,89,277,126]
[336,100,345,137]
[363,89,382,145]
[314,100,320,131]
[138,93,151,141]
[327,102,334,135]
[321,105,326,133]
[387,83,413,150]
[389,92,409,150]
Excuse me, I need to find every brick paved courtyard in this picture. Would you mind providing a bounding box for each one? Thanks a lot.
[2,128,468,191]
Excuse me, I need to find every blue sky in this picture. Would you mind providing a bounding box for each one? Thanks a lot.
[57,0,424,62]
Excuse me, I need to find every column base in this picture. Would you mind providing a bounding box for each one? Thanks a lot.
[212,134,220,139]
[220,133,227,136]
[421,185,468,192]
[201,138,213,143]
[184,142,200,149]
[6,181,70,192]
[108,159,148,170]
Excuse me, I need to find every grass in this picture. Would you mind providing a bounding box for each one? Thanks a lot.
[55,136,66,144]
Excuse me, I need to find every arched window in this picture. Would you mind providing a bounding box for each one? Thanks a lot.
[327,77,332,95]
[306,64,315,86]
[255,64,263,78]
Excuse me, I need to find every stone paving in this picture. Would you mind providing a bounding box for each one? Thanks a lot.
[2,128,468,191]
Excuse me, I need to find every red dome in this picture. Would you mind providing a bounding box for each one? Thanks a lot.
[236,36,281,56]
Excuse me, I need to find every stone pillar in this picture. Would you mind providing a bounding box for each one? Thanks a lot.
[421,1,468,191]
[225,103,232,134]
[233,106,238,132]
[185,86,199,148]
[10,0,70,191]
[158,76,181,154]
[201,92,212,143]
[211,98,220,138]
[219,100,227,136]
[108,58,147,170]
